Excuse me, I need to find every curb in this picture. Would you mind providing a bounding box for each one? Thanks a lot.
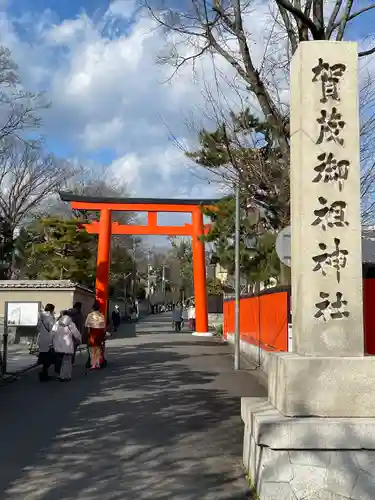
[0,362,39,386]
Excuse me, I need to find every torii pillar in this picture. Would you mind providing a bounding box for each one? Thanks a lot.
[192,208,209,336]
[96,208,112,320]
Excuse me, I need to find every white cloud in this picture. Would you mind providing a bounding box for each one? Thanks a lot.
[32,7,238,198]
[0,0,372,205]
[110,153,142,187]
[0,2,263,201]
[46,16,90,45]
[108,0,138,18]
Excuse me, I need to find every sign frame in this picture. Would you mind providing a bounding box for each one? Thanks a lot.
[2,301,41,376]
[275,226,291,267]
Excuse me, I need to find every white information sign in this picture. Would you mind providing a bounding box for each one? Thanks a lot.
[276,226,291,267]
[6,302,40,327]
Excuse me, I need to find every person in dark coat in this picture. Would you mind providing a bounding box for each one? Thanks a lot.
[111,305,121,332]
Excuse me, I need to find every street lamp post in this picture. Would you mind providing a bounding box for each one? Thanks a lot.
[131,238,136,301]
[234,181,241,371]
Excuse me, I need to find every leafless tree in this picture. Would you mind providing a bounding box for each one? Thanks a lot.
[0,139,75,277]
[0,47,48,145]
[147,0,374,150]
[359,72,375,224]
[0,140,75,229]
[42,164,146,268]
[145,0,375,221]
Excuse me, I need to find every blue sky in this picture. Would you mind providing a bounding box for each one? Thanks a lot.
[1,0,374,210]
[8,0,109,20]
[0,0,229,207]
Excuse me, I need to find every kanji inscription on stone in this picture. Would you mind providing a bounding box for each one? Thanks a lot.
[316,107,345,146]
[312,237,348,283]
[313,152,350,191]
[312,197,348,231]
[312,58,346,103]
[314,291,350,321]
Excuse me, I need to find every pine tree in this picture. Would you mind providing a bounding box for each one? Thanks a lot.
[203,196,286,288]
[187,109,289,230]
[23,217,97,286]
[23,216,137,292]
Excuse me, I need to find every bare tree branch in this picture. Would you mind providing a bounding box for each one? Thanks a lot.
[145,0,375,228]
[276,4,298,52]
[333,3,375,30]
[274,0,323,39]
[326,0,344,38]
[359,45,375,57]
[335,0,354,41]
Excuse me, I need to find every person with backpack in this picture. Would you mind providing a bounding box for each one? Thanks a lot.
[37,303,56,382]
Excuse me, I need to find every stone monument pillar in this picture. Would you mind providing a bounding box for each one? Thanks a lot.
[291,42,363,358]
[241,41,375,499]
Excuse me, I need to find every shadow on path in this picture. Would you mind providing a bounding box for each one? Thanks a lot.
[0,314,265,499]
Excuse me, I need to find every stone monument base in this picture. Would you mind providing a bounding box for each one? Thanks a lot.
[242,397,375,500]
[268,353,375,417]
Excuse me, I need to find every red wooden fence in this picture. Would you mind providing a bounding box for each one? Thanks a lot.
[224,278,375,355]
[224,289,289,351]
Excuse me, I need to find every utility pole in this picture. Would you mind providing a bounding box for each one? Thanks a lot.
[220,122,241,370]
[234,181,241,371]
[123,271,132,304]
[147,250,151,298]
[161,264,165,295]
[132,238,136,301]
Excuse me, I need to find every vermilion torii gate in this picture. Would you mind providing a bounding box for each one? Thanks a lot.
[60,193,219,336]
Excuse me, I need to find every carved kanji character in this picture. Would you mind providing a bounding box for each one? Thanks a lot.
[316,107,345,146]
[314,291,350,321]
[312,197,348,231]
[312,58,346,103]
[312,238,348,283]
[313,152,349,191]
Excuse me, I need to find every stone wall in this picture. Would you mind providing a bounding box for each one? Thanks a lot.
[242,398,375,500]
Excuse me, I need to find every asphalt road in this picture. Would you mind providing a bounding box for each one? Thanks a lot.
[0,313,266,500]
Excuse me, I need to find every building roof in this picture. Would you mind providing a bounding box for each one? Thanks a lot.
[59,192,220,206]
[0,280,93,293]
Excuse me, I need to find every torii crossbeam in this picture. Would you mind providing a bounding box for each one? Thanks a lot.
[60,193,219,336]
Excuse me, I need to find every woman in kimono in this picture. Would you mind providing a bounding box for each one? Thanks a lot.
[85,301,106,369]
[52,311,82,381]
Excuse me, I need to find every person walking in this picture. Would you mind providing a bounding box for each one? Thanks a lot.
[111,305,121,333]
[85,301,106,369]
[52,311,82,381]
[188,302,196,332]
[37,303,55,382]
[172,302,184,332]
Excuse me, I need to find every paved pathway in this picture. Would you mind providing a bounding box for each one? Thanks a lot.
[5,343,38,373]
[0,313,266,500]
